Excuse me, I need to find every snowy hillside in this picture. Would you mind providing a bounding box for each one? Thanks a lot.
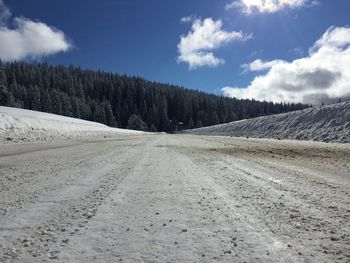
[0,107,145,143]
[183,102,350,143]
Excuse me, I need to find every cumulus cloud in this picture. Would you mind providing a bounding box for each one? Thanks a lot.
[222,26,350,105]
[177,18,252,70]
[0,0,71,62]
[226,0,319,14]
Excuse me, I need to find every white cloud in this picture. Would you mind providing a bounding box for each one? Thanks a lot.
[180,16,195,23]
[222,27,350,105]
[289,47,304,56]
[241,59,285,72]
[226,0,319,14]
[177,18,252,70]
[0,0,71,62]
[311,26,350,53]
[0,0,10,25]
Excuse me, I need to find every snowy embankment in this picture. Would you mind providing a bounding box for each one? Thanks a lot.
[184,102,350,143]
[0,106,144,143]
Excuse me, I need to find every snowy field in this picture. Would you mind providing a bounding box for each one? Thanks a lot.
[184,102,350,143]
[0,106,145,143]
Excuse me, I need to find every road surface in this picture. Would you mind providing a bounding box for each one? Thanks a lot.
[0,134,349,262]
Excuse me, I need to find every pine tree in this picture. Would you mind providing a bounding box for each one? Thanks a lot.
[50,89,63,115]
[149,123,157,132]
[188,118,195,129]
[41,88,52,113]
[60,92,72,117]
[30,85,41,111]
[71,96,81,118]
[127,114,148,131]
[104,101,115,127]
[147,104,158,130]
[159,96,169,131]
[0,61,8,105]
[211,111,219,125]
[196,120,203,128]
[6,93,17,107]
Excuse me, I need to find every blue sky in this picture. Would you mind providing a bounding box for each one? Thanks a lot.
[1,0,350,104]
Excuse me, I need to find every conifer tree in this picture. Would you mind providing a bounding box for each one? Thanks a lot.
[127,114,148,131]
[0,61,8,106]
[188,118,195,129]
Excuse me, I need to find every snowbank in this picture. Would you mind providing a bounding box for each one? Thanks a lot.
[0,106,145,143]
[183,102,350,143]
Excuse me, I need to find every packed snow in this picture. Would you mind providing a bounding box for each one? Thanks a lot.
[184,102,350,143]
[1,135,349,262]
[0,106,144,143]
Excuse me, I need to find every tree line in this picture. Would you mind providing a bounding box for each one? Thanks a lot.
[0,61,308,131]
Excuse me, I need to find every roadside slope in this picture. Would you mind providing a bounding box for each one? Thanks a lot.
[0,106,144,143]
[183,102,350,143]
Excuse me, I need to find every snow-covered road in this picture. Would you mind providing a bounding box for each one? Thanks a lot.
[0,135,349,262]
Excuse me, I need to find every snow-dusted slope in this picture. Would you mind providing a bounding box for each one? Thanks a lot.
[0,106,144,143]
[183,102,350,143]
